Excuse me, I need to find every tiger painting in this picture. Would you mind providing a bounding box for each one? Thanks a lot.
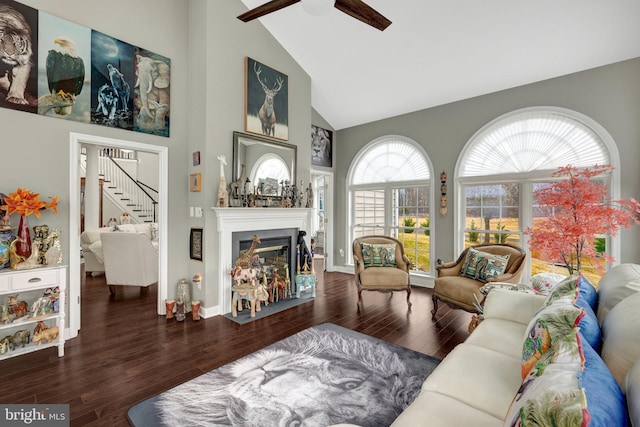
[0,3,34,106]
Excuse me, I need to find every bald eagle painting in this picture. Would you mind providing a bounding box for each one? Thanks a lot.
[46,36,85,115]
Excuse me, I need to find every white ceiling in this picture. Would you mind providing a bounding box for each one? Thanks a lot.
[240,0,640,130]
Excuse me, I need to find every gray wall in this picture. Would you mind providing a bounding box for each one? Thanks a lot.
[1,1,311,313]
[335,58,640,271]
[186,1,312,308]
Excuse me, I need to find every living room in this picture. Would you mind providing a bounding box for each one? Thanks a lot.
[1,0,640,425]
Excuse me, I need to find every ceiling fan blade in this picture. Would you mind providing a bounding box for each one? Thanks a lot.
[334,0,391,31]
[237,0,301,22]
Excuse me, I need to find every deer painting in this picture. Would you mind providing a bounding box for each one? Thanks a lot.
[254,62,283,137]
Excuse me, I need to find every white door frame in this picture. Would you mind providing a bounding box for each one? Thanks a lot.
[310,170,334,271]
[68,133,168,338]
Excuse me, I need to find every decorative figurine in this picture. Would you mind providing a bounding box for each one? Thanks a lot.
[216,155,229,207]
[7,295,28,319]
[297,230,313,273]
[32,325,59,345]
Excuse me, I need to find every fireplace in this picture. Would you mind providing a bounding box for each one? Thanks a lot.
[233,229,299,293]
[212,208,312,317]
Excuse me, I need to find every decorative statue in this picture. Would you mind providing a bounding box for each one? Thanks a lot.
[306,183,313,208]
[297,230,313,273]
[217,155,229,207]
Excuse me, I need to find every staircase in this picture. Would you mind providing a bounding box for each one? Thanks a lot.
[82,151,158,224]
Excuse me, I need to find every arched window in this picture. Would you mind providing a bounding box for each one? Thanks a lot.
[456,107,618,283]
[348,136,433,275]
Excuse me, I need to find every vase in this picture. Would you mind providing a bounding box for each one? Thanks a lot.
[16,215,31,258]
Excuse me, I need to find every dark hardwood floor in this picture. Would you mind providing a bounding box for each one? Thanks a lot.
[1,270,472,426]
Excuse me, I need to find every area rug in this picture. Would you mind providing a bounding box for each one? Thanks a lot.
[127,323,440,427]
[223,294,314,324]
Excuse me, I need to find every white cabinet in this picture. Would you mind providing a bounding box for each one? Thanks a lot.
[0,266,66,360]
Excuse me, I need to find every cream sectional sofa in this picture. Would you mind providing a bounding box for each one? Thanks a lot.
[391,264,640,426]
[80,223,158,275]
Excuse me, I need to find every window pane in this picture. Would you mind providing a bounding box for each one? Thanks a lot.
[353,189,385,239]
[464,184,520,247]
[530,181,603,283]
[393,186,430,272]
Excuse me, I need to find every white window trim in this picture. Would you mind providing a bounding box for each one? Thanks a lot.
[454,106,621,276]
[347,135,435,281]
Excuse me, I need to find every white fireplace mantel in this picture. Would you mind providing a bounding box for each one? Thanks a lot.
[211,208,312,317]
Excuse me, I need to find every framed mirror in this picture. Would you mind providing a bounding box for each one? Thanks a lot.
[233,131,297,197]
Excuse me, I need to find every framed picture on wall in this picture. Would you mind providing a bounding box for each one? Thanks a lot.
[190,173,201,192]
[193,151,200,166]
[311,125,333,167]
[245,57,289,140]
[190,228,203,261]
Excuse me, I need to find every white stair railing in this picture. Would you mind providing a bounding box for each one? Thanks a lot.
[80,153,157,223]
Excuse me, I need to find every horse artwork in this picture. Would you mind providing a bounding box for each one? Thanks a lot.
[245,58,288,140]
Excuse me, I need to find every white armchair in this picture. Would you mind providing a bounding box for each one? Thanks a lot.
[100,232,159,294]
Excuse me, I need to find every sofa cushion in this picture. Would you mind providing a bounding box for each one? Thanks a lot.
[422,343,522,420]
[465,318,528,359]
[358,267,407,289]
[601,292,640,386]
[580,334,629,427]
[390,390,503,427]
[359,242,397,267]
[460,248,510,283]
[623,358,640,427]
[597,263,640,323]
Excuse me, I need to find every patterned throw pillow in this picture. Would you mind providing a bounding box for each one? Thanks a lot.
[360,242,397,267]
[521,301,583,380]
[459,248,510,283]
[531,273,566,295]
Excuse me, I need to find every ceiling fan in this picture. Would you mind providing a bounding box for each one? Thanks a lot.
[237,0,392,31]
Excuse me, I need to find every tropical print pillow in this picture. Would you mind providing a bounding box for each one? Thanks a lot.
[521,301,583,380]
[459,248,510,283]
[360,242,397,267]
[508,313,588,427]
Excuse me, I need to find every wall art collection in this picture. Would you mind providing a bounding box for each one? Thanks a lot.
[0,0,170,137]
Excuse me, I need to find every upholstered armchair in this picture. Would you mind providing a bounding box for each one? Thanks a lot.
[101,232,159,294]
[352,235,412,310]
[431,243,527,319]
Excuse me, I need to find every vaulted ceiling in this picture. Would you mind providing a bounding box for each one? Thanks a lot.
[239,1,640,130]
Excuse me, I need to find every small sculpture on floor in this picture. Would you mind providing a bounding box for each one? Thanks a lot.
[297,230,313,273]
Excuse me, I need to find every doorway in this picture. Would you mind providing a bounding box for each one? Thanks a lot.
[68,133,168,338]
[311,171,334,271]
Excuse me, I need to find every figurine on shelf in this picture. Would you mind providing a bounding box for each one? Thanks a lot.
[217,155,229,208]
[33,321,48,336]
[0,337,10,354]
[7,294,28,319]
[30,296,49,317]
[32,325,59,345]
[9,329,30,348]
